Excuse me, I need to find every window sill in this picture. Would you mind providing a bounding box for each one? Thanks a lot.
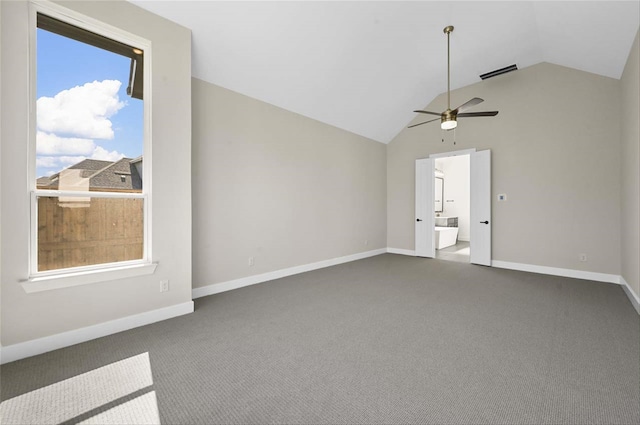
[22,263,158,293]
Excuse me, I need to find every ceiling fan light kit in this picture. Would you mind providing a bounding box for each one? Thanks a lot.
[441,117,457,130]
[410,25,499,133]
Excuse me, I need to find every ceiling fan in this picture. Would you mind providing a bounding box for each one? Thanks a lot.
[409,26,498,130]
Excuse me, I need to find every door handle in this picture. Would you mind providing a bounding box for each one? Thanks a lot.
[480,220,489,224]
[416,219,422,222]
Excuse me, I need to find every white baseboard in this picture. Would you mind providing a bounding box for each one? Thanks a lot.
[0,301,194,365]
[192,248,387,299]
[492,260,620,284]
[386,247,416,256]
[620,276,640,315]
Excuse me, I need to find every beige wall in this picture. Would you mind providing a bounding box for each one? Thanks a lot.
[620,30,640,298]
[388,62,621,275]
[192,79,386,287]
[0,0,192,346]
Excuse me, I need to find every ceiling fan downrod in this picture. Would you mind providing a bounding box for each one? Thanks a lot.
[444,25,453,111]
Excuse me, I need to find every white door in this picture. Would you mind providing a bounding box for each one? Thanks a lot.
[470,150,491,265]
[415,158,435,257]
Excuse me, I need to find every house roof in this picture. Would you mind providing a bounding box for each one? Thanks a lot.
[37,158,142,192]
[69,159,113,172]
[129,1,639,144]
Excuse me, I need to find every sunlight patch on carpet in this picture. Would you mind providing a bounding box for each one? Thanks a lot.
[0,352,158,425]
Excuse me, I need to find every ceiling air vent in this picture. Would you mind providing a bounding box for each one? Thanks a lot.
[479,64,518,80]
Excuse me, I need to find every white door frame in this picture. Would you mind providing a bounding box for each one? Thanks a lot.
[429,148,477,159]
[414,148,491,265]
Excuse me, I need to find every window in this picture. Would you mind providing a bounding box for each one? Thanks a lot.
[30,4,151,279]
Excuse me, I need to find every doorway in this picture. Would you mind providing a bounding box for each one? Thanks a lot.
[415,149,491,266]
[434,154,470,263]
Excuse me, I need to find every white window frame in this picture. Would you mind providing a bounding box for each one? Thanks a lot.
[25,0,155,291]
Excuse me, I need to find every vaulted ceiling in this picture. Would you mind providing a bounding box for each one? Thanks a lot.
[130,1,639,143]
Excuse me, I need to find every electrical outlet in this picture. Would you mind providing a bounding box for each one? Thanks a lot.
[364,239,369,246]
[579,254,587,262]
[160,280,169,292]
[248,257,255,266]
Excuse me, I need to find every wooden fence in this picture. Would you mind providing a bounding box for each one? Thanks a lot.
[38,196,143,271]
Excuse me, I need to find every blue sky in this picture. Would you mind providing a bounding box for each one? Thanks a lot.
[36,28,143,178]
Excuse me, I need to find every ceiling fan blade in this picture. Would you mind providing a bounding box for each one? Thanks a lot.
[413,110,442,116]
[408,117,440,128]
[454,97,484,113]
[457,111,499,117]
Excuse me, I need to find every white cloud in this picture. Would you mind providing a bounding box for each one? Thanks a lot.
[36,155,86,169]
[37,80,125,140]
[91,146,125,162]
[36,146,125,175]
[36,157,60,169]
[36,131,95,155]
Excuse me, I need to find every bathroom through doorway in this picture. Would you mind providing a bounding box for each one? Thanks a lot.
[434,154,470,263]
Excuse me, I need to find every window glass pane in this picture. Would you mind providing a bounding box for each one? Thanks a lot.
[37,196,144,271]
[36,15,143,190]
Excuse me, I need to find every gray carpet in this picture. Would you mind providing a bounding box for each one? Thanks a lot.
[1,254,639,424]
